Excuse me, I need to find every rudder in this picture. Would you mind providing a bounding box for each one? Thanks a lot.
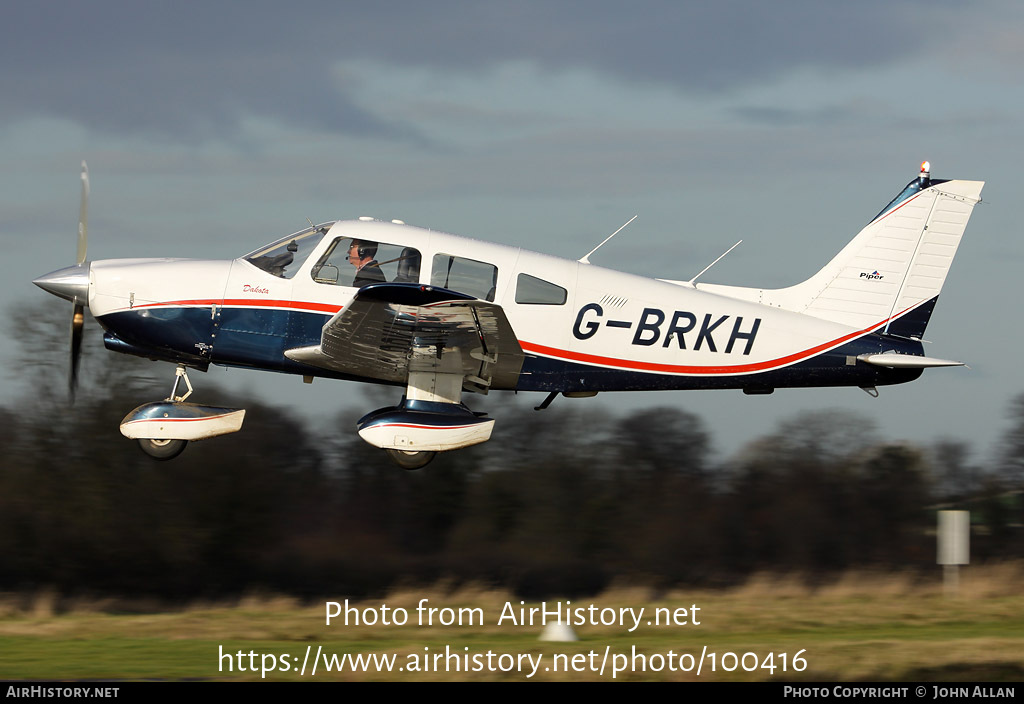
[699,165,984,337]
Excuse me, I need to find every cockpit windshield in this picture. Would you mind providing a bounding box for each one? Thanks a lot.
[243,224,331,279]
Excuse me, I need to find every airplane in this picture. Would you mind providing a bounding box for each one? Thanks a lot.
[34,161,984,469]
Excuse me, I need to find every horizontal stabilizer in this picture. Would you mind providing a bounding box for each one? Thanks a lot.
[857,353,964,369]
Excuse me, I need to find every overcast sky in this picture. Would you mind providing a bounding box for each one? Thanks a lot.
[3,1,1023,460]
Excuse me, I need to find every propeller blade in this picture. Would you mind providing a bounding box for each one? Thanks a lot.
[70,303,85,399]
[71,162,90,399]
[70,302,84,399]
[77,161,89,266]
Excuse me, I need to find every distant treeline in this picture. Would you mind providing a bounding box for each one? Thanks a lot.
[1,301,1021,598]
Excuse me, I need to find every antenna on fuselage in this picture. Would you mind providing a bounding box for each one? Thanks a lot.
[306,217,329,234]
[688,239,742,285]
[578,215,637,264]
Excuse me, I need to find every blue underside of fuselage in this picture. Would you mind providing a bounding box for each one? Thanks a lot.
[97,306,924,394]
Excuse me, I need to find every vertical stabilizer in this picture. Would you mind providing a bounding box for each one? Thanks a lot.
[698,164,984,336]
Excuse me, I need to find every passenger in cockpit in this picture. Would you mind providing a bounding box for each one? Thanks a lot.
[348,240,386,287]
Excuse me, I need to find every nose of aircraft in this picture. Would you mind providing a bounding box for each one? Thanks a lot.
[33,263,91,305]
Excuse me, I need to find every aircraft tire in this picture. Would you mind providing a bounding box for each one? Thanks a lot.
[385,449,436,470]
[138,438,188,461]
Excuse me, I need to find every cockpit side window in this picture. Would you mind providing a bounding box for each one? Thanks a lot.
[243,227,327,279]
[515,273,567,305]
[431,254,498,301]
[311,237,422,288]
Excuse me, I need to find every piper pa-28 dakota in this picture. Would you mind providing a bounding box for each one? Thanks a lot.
[34,162,984,468]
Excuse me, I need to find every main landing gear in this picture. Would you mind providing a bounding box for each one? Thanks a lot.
[138,437,188,461]
[385,449,437,470]
[356,370,494,471]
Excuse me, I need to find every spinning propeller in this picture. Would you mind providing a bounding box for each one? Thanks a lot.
[33,161,92,400]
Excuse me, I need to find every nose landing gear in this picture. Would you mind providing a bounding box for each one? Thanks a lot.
[120,365,246,461]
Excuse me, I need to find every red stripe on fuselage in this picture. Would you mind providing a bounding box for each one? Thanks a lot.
[369,422,487,430]
[519,301,923,376]
[121,412,238,425]
[123,298,343,315]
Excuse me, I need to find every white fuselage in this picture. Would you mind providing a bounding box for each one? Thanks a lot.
[87,218,925,395]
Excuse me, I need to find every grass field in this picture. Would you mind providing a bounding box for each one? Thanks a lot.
[2,565,1024,681]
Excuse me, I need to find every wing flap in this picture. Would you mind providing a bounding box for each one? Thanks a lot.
[284,283,524,391]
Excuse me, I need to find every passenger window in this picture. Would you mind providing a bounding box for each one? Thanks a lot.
[431,254,498,301]
[515,273,567,305]
[312,237,421,288]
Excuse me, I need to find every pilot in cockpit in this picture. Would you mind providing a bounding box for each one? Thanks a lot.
[348,240,386,288]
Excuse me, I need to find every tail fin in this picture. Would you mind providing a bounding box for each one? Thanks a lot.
[699,165,984,337]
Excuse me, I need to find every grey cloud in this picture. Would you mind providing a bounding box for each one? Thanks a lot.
[0,3,425,142]
[0,1,971,141]
[732,105,857,127]
[327,1,949,87]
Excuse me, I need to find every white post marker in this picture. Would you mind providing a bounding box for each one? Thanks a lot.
[937,510,969,598]
[539,621,577,642]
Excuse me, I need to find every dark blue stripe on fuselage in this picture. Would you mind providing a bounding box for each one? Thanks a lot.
[98,306,924,392]
[98,307,376,383]
[526,332,922,392]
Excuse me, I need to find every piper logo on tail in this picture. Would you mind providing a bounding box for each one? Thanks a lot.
[860,271,884,280]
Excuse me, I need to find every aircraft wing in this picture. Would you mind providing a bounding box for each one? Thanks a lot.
[284,282,524,392]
